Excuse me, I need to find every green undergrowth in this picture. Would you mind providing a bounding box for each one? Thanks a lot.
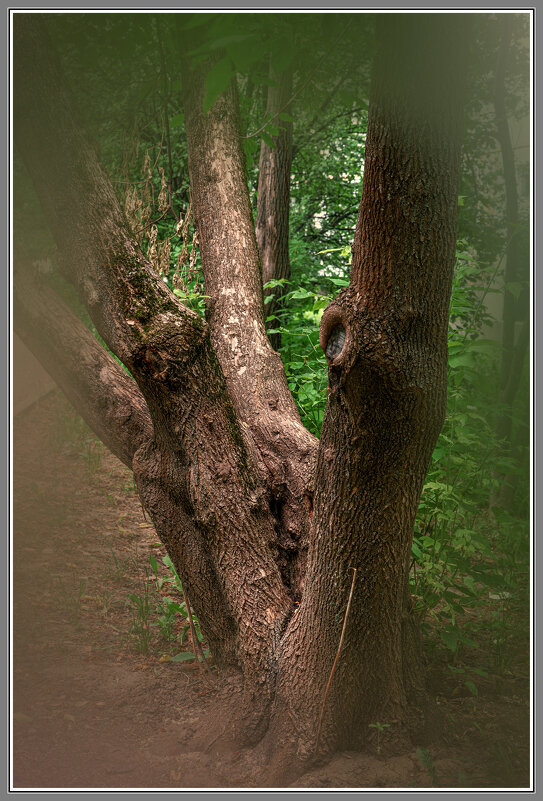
[125,552,212,667]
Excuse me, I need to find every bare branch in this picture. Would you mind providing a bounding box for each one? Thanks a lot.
[14,257,153,469]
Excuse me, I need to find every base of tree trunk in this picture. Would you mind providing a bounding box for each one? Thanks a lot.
[201,679,443,788]
[206,609,442,784]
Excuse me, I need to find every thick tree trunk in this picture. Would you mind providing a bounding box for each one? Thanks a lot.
[272,14,470,757]
[255,64,293,351]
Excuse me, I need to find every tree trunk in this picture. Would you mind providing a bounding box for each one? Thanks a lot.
[181,50,316,600]
[492,16,529,509]
[272,13,470,757]
[255,63,293,350]
[14,13,470,767]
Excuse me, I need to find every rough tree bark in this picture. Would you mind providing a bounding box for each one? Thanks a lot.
[255,63,294,351]
[271,13,470,756]
[181,51,316,600]
[14,13,469,768]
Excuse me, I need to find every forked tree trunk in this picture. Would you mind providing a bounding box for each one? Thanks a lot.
[181,51,316,601]
[14,13,469,765]
[255,63,294,350]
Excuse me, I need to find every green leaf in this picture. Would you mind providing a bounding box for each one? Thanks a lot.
[260,131,275,149]
[263,278,289,289]
[242,137,258,169]
[227,39,262,74]
[411,541,422,559]
[242,138,258,155]
[169,113,184,129]
[431,447,447,462]
[170,651,196,662]
[203,58,233,115]
[440,629,459,651]
[449,354,475,369]
[326,277,349,286]
[312,297,330,311]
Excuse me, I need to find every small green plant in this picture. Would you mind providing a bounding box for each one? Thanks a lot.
[105,545,139,583]
[149,554,203,645]
[416,746,440,787]
[155,597,185,641]
[126,582,153,654]
[447,664,487,697]
[368,721,390,756]
[54,576,87,626]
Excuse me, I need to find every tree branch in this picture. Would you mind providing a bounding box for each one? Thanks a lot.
[256,61,293,350]
[182,51,317,596]
[14,257,153,469]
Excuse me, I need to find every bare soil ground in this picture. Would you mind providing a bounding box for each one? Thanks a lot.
[12,392,531,789]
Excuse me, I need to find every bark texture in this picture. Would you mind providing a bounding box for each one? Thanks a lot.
[182,53,316,598]
[255,64,294,350]
[273,14,470,755]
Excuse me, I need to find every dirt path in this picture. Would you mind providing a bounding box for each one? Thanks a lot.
[12,393,530,789]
